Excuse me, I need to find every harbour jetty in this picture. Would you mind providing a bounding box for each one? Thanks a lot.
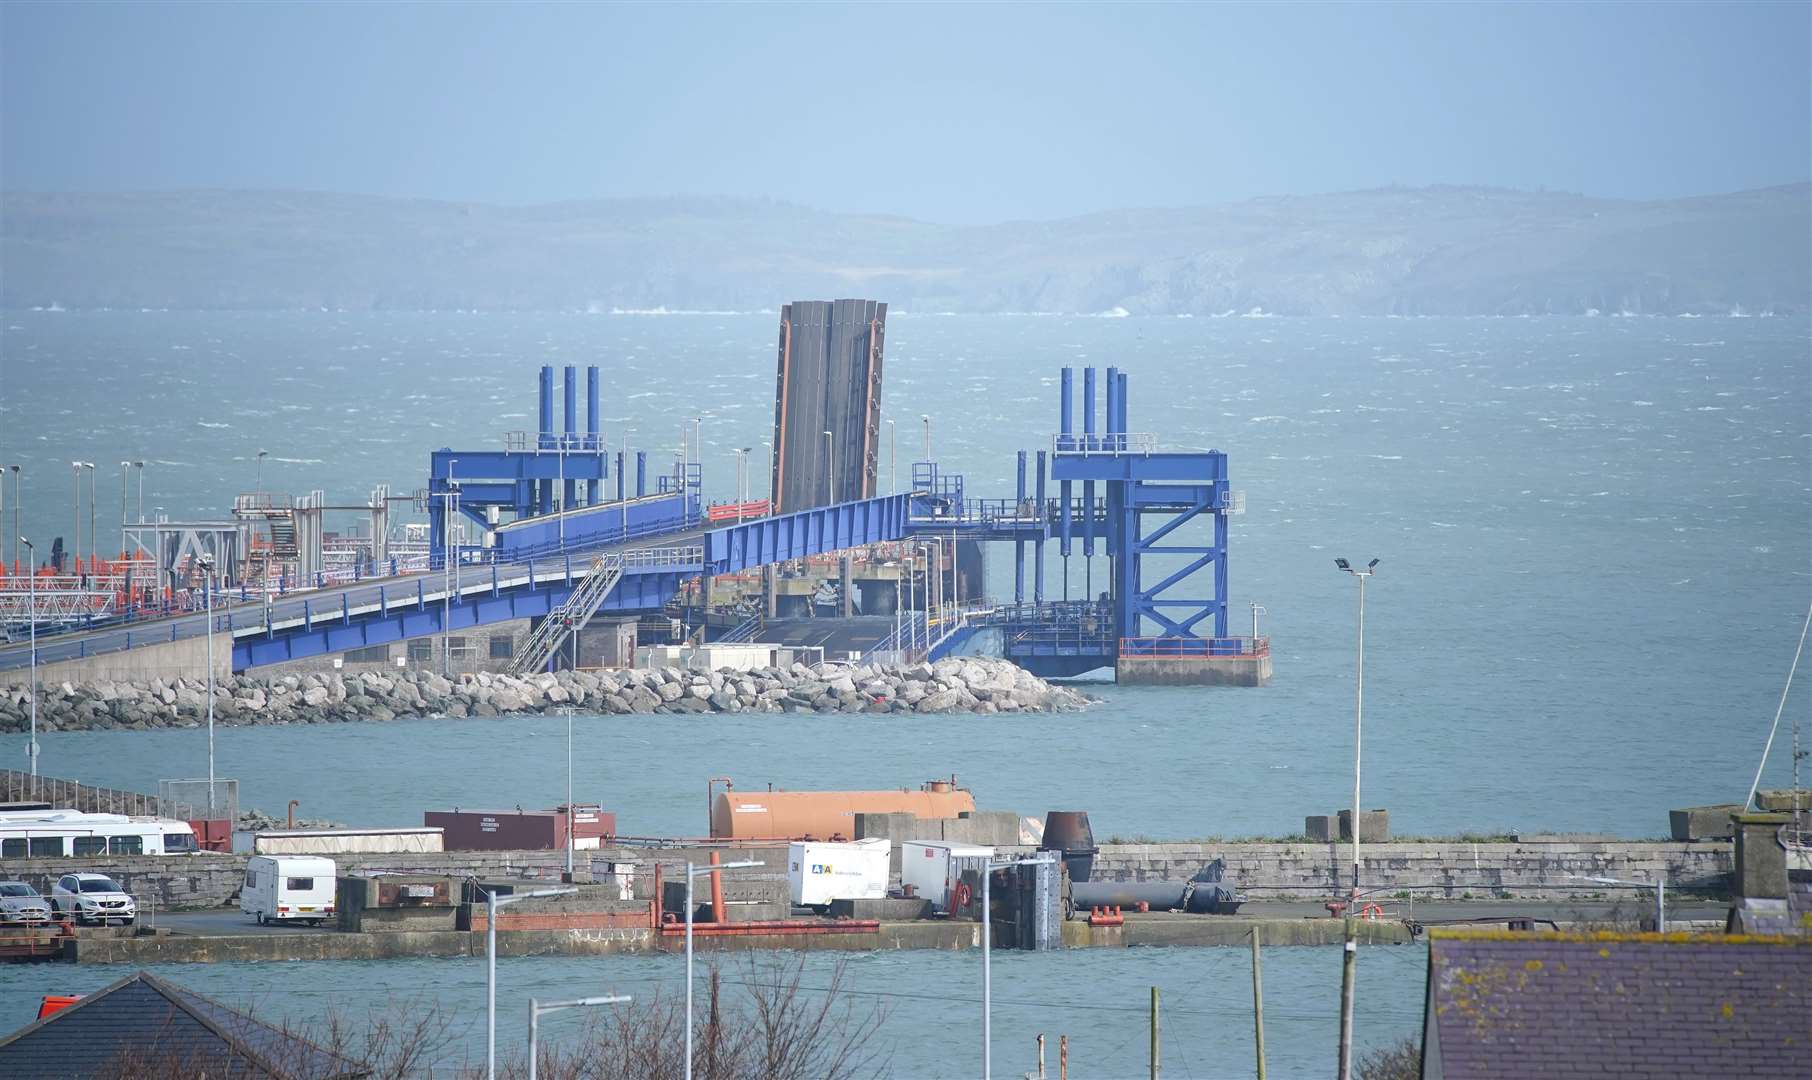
[0,657,1091,733]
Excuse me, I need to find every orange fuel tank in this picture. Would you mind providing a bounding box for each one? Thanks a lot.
[710,783,976,839]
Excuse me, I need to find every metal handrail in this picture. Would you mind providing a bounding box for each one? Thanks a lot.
[1052,432,1159,455]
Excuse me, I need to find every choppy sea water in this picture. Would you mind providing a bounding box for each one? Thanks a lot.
[0,311,1807,1073]
[3,312,1807,837]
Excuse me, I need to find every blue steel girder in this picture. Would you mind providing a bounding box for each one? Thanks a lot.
[703,493,909,576]
[1050,451,1226,484]
[1122,481,1228,640]
[231,566,691,670]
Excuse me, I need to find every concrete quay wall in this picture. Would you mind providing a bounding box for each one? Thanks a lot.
[4,839,1736,914]
[1092,840,1735,900]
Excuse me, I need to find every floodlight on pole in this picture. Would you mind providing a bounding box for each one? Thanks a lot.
[19,537,38,776]
[683,859,763,1080]
[483,885,577,1080]
[1334,556,1378,1080]
[528,994,631,1080]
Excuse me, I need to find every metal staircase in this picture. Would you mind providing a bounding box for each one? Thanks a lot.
[508,553,623,674]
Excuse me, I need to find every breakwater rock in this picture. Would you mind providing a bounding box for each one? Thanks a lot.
[0,657,1092,733]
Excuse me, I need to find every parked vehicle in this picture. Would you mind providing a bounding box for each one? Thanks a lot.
[49,873,136,925]
[0,881,53,926]
[240,855,336,926]
[0,810,199,859]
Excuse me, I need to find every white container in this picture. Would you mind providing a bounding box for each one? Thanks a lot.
[900,841,995,913]
[787,838,891,908]
[240,855,337,925]
[247,827,444,855]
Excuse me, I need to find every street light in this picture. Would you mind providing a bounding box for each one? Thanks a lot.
[118,462,131,561]
[70,461,86,573]
[1573,874,1667,932]
[561,706,575,878]
[255,449,268,496]
[921,414,931,460]
[980,856,1050,1080]
[6,465,19,571]
[132,461,145,524]
[731,448,750,523]
[481,885,577,1080]
[1334,556,1378,1080]
[822,430,834,505]
[887,418,897,493]
[528,994,631,1080]
[682,858,762,1080]
[197,553,218,811]
[82,462,97,572]
[18,537,38,776]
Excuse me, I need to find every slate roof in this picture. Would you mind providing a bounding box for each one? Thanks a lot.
[1422,930,1812,1080]
[0,970,370,1079]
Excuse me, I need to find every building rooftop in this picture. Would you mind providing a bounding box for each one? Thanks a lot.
[0,970,370,1079]
[1422,930,1812,1079]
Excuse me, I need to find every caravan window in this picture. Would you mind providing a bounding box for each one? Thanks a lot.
[245,869,259,889]
[74,836,107,856]
[286,877,315,891]
[109,835,144,856]
[29,837,63,858]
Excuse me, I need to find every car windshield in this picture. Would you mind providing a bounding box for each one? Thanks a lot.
[0,884,35,897]
[78,879,122,893]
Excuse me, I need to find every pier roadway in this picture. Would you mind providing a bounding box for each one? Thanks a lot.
[0,528,706,679]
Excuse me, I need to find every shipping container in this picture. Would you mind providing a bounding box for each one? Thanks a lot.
[238,827,444,855]
[900,841,995,914]
[425,807,615,852]
[787,838,890,908]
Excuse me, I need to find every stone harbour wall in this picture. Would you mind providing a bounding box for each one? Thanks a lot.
[0,656,1091,734]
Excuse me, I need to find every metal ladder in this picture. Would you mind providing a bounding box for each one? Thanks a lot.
[508,553,623,675]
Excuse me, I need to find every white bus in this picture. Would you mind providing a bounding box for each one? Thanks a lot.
[0,810,200,860]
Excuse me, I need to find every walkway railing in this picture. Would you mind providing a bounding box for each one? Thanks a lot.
[1118,636,1270,658]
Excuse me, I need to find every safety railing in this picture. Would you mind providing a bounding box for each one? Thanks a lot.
[1053,432,1160,455]
[1118,636,1270,658]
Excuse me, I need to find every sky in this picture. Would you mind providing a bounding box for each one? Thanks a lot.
[2,1,1808,225]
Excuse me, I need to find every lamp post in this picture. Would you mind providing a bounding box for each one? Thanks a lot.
[1333,556,1378,1080]
[19,536,38,776]
[118,462,131,561]
[440,464,462,678]
[70,461,84,573]
[1574,874,1666,932]
[482,885,576,1080]
[197,552,218,811]
[255,449,268,496]
[732,448,749,523]
[980,857,1048,1080]
[562,706,575,877]
[683,858,762,1080]
[82,462,97,572]
[822,430,834,505]
[528,995,631,1080]
[133,460,145,524]
[7,465,19,572]
[921,414,931,460]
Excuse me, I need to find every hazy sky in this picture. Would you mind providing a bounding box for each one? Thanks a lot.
[3,1,1807,224]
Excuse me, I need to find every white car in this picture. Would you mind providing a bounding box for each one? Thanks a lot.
[0,881,53,926]
[50,873,137,926]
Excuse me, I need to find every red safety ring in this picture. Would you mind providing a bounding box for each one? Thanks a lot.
[954,882,973,908]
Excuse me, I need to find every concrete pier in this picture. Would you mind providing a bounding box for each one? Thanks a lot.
[1116,651,1272,686]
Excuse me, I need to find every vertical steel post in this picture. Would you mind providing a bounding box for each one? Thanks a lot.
[563,365,578,511]
[528,999,539,1080]
[1104,366,1119,448]
[586,365,601,504]
[1337,915,1357,1080]
[1150,986,1160,1079]
[684,869,695,1080]
[1015,451,1027,605]
[1059,366,1074,449]
[1034,452,1047,604]
[22,537,37,776]
[1352,570,1365,900]
[982,866,992,1080]
[486,889,498,1080]
[205,567,214,811]
[565,709,574,877]
[1252,927,1267,1080]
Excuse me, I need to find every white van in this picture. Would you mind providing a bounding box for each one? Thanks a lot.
[241,855,337,926]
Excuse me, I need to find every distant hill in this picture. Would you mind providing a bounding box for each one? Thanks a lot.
[2,184,1806,315]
